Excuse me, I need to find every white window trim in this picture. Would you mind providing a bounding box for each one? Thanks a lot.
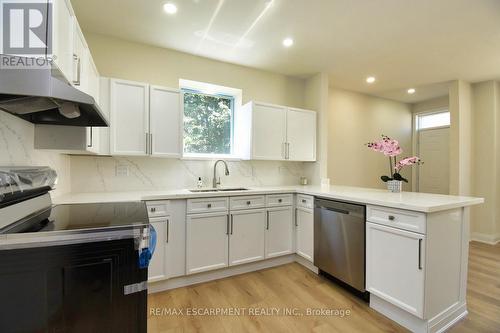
[180,79,243,160]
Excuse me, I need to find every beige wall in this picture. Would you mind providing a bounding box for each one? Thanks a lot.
[327,87,413,190]
[412,95,449,113]
[303,73,329,185]
[470,81,500,243]
[449,80,472,196]
[85,32,305,108]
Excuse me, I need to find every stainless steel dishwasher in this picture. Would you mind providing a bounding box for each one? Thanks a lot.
[314,198,366,293]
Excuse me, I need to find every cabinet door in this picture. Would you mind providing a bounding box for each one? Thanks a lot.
[366,222,425,318]
[296,208,314,262]
[148,219,167,281]
[51,0,74,81]
[229,209,266,266]
[186,212,229,274]
[110,79,149,155]
[265,207,294,258]
[72,21,86,89]
[287,108,316,161]
[165,201,186,279]
[149,86,181,157]
[252,103,287,160]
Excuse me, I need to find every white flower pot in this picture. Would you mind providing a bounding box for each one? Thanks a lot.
[387,180,402,193]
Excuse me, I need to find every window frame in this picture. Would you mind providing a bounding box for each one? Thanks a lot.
[181,88,236,159]
[416,109,451,131]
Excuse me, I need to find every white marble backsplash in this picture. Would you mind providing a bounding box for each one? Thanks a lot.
[70,155,307,193]
[0,112,71,198]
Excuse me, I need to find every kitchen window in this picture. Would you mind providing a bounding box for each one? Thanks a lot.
[182,88,235,157]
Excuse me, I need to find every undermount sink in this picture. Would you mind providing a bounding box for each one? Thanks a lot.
[189,187,248,193]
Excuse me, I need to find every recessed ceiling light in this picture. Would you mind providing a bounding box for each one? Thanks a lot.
[163,3,177,14]
[407,88,416,94]
[282,38,294,47]
[366,76,376,84]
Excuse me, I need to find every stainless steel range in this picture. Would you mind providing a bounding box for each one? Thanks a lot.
[0,167,151,333]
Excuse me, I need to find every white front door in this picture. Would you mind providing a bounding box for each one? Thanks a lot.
[417,127,450,194]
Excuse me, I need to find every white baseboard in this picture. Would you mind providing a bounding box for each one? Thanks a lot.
[470,232,500,245]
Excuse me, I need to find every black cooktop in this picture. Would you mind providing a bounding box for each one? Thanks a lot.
[1,201,149,234]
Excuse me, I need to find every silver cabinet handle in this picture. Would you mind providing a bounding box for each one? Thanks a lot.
[246,201,251,205]
[207,203,212,208]
[166,219,170,243]
[226,215,230,235]
[295,208,298,227]
[72,54,81,86]
[87,127,93,148]
[388,215,396,221]
[230,214,234,235]
[149,133,153,155]
[418,239,423,270]
[278,198,282,203]
[266,211,270,230]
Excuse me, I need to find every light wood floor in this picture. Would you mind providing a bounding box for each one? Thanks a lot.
[148,242,500,333]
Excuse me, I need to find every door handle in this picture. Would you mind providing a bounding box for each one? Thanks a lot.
[87,127,93,148]
[72,54,81,86]
[318,206,350,215]
[266,211,270,230]
[226,215,229,235]
[418,239,423,270]
[295,208,298,227]
[230,214,234,235]
[166,219,170,243]
[149,133,153,155]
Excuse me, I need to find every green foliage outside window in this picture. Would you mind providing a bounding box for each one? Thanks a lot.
[183,91,233,155]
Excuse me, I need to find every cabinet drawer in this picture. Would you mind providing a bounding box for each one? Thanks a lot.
[146,200,170,218]
[296,195,314,209]
[367,206,426,234]
[187,197,229,214]
[230,195,265,210]
[266,194,293,207]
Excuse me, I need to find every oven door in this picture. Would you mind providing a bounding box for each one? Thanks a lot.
[0,238,147,333]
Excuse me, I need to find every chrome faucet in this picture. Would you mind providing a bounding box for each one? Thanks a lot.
[213,160,230,188]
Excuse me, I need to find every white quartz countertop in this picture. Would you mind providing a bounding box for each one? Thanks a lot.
[52,185,484,213]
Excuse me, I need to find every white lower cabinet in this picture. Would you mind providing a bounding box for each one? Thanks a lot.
[186,212,229,275]
[366,222,425,318]
[265,207,294,258]
[147,200,186,282]
[148,217,168,281]
[229,209,266,266]
[296,207,314,262]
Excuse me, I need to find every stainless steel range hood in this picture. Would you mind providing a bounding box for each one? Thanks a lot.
[0,55,108,127]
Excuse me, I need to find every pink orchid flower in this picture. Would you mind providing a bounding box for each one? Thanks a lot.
[395,156,421,172]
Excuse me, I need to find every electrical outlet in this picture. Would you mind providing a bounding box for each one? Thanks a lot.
[115,164,129,177]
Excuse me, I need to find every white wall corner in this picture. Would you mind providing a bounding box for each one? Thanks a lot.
[470,232,500,245]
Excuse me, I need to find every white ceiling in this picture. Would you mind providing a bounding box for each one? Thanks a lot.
[71,0,500,103]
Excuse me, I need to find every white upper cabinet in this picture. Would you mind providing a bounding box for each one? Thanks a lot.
[110,79,149,156]
[72,21,86,88]
[109,80,182,157]
[287,108,316,161]
[51,0,74,81]
[249,102,287,160]
[236,101,316,161]
[149,86,182,157]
